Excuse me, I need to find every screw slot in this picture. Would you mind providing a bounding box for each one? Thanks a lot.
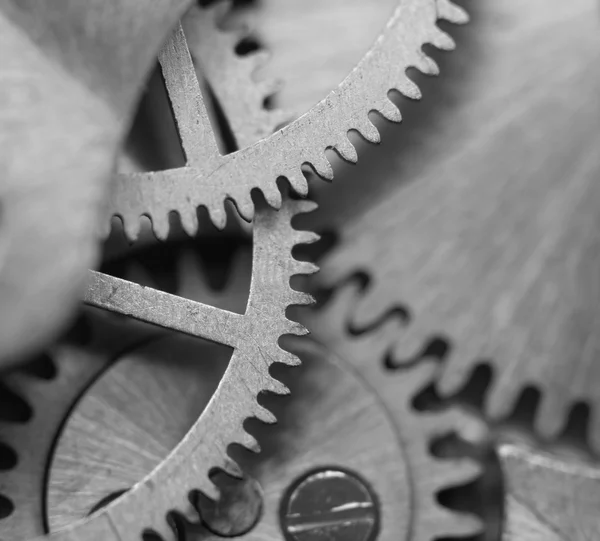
[280,467,379,541]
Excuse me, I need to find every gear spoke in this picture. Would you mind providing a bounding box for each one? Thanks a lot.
[159,22,222,167]
[85,270,243,348]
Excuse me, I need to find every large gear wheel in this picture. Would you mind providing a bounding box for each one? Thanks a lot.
[316,0,600,449]
[0,288,486,541]
[109,0,468,238]
[0,199,317,541]
[84,197,317,540]
[0,216,311,541]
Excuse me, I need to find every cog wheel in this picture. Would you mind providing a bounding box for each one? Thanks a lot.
[0,197,317,541]
[299,281,485,540]
[109,0,469,238]
[184,1,290,149]
[2,320,484,541]
[317,0,600,449]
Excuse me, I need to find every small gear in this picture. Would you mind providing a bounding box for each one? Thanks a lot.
[300,281,485,540]
[109,0,469,238]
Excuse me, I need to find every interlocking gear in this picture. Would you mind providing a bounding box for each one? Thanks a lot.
[109,0,468,238]
[302,282,486,540]
[0,230,295,540]
[317,0,600,450]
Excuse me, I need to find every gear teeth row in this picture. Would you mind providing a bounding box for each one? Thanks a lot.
[343,269,600,453]
[184,0,291,150]
[303,278,485,541]
[112,198,319,541]
[110,0,469,239]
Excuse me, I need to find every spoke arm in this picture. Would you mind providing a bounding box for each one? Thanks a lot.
[85,271,243,348]
[159,23,221,167]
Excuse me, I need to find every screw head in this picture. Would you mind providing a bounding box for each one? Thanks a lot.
[280,468,379,541]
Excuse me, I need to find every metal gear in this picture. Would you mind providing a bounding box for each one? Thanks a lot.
[300,281,485,540]
[108,0,469,239]
[500,443,600,540]
[184,1,290,149]
[0,197,317,541]
[0,223,296,540]
[316,0,600,448]
[85,197,317,541]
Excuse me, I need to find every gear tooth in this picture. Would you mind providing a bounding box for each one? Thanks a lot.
[431,28,456,51]
[277,347,302,366]
[436,407,487,445]
[201,479,221,501]
[292,261,319,276]
[222,459,244,479]
[264,378,290,395]
[152,213,170,241]
[382,318,431,365]
[429,457,482,487]
[308,154,334,181]
[437,0,470,24]
[179,208,199,237]
[395,75,422,100]
[286,170,309,196]
[534,388,565,440]
[355,117,380,144]
[262,186,283,209]
[207,203,228,230]
[376,98,402,123]
[252,404,277,424]
[291,198,318,215]
[416,53,440,76]
[483,369,523,420]
[289,291,315,306]
[123,216,142,241]
[334,136,358,163]
[233,192,255,222]
[240,432,261,453]
[294,230,321,245]
[285,321,310,337]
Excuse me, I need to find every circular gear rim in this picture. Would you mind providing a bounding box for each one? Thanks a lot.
[109,0,469,239]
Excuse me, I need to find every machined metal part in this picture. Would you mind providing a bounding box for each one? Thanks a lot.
[0,198,317,540]
[76,199,317,540]
[0,242,250,540]
[499,444,600,540]
[0,0,195,367]
[316,0,600,447]
[183,2,290,150]
[300,282,485,540]
[38,333,485,541]
[109,0,469,239]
